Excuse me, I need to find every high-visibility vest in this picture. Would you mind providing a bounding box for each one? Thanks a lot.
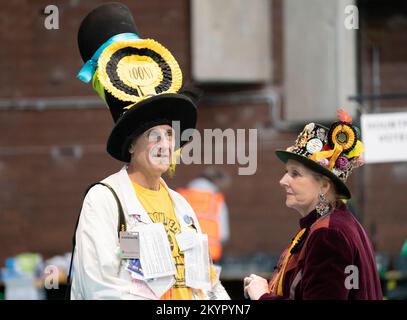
[177,188,224,262]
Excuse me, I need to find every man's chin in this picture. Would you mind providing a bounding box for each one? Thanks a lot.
[149,162,171,174]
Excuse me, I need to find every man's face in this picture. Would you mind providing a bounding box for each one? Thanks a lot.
[129,124,175,175]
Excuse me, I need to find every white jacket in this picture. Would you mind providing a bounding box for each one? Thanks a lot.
[71,166,229,300]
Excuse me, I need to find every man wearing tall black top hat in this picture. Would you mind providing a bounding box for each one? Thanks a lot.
[70,3,230,300]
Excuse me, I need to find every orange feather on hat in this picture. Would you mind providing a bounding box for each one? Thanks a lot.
[337,108,352,123]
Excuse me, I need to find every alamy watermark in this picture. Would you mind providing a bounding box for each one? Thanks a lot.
[344,5,359,30]
[43,265,60,289]
[44,5,59,30]
[145,121,258,176]
[344,265,359,290]
[43,4,359,31]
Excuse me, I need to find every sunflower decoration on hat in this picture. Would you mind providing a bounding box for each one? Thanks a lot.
[77,3,197,162]
[275,108,364,199]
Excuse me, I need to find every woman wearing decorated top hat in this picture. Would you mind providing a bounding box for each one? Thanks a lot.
[244,109,382,300]
[69,3,229,300]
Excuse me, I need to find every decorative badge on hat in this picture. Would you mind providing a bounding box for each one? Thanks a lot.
[309,108,364,175]
[96,38,182,103]
[277,108,364,199]
[77,34,183,105]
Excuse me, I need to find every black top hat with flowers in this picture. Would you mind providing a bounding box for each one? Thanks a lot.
[77,2,197,162]
[275,109,364,199]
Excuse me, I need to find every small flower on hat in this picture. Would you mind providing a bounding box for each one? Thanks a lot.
[335,156,349,170]
[350,156,365,169]
[316,158,329,168]
[337,108,353,123]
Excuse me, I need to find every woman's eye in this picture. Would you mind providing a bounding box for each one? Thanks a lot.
[291,171,299,177]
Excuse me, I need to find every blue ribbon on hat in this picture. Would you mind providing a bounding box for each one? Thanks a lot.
[77,32,141,83]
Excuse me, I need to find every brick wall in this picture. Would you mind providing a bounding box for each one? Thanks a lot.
[1,0,407,266]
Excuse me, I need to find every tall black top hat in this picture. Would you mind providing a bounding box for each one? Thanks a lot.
[77,2,197,162]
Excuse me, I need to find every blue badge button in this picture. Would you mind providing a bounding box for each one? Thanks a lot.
[183,215,192,225]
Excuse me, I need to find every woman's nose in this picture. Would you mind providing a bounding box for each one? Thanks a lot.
[279,173,289,188]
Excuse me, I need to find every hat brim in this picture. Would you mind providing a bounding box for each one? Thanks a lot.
[107,93,197,162]
[275,150,351,199]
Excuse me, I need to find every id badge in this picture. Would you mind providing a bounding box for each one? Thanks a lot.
[119,231,140,259]
[175,229,198,251]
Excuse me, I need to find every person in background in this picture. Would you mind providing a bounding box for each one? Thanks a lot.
[177,167,231,264]
[244,109,383,300]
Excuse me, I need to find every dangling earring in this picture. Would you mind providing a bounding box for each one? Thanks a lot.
[316,192,331,216]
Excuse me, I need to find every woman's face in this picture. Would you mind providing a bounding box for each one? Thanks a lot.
[129,124,175,175]
[279,159,326,216]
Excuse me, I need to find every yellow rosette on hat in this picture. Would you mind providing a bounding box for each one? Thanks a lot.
[97,38,183,103]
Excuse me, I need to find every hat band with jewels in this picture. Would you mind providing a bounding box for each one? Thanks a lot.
[77,33,140,83]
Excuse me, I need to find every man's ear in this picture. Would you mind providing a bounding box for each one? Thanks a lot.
[128,143,134,155]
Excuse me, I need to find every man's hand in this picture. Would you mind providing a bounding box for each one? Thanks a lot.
[243,274,269,300]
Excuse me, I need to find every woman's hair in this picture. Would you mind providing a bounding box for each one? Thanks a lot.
[310,172,346,200]
[310,173,347,210]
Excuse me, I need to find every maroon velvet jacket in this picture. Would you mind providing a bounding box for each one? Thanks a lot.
[260,203,383,300]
